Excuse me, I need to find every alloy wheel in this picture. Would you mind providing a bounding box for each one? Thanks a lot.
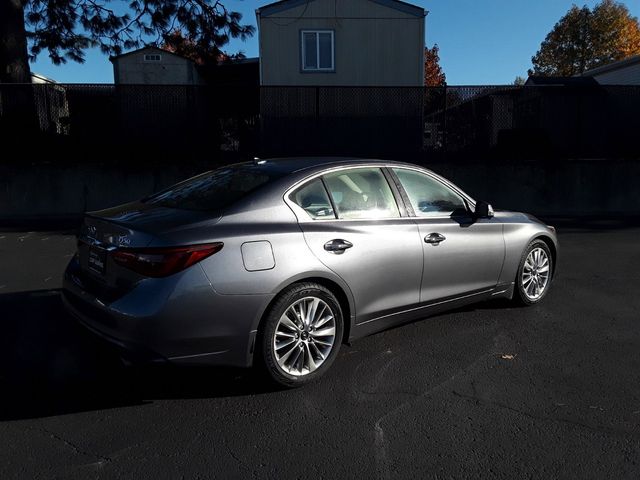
[521,247,551,301]
[273,296,336,376]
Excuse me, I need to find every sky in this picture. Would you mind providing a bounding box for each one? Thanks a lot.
[30,0,640,85]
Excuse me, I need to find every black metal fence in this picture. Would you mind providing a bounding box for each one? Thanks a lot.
[0,84,260,165]
[422,84,640,160]
[1,83,639,163]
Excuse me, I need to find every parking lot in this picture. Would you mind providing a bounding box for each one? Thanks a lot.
[1,221,639,479]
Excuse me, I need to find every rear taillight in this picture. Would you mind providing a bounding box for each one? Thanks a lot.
[112,243,223,278]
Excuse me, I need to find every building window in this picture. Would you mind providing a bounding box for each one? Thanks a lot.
[301,30,334,71]
[144,54,162,62]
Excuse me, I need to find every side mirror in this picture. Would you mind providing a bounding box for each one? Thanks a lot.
[474,200,494,219]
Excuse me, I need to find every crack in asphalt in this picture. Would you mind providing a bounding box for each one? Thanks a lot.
[32,427,111,465]
[371,350,498,480]
[225,444,249,469]
[373,422,390,480]
[224,444,269,479]
[370,331,512,480]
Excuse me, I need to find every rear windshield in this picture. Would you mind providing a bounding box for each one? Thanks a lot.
[144,164,286,211]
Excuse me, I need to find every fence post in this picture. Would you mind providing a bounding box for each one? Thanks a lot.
[575,86,582,158]
[442,83,448,161]
[315,86,320,153]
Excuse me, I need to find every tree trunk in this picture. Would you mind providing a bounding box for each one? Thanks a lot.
[0,0,31,83]
[0,0,39,154]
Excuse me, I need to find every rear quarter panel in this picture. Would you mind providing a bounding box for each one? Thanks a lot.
[159,202,354,332]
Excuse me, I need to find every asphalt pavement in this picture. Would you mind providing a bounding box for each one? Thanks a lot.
[1,222,639,479]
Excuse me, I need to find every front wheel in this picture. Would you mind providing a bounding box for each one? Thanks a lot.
[514,240,553,305]
[258,282,344,388]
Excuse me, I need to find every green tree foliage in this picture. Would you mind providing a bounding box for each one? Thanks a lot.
[424,44,446,86]
[530,0,640,76]
[0,0,254,82]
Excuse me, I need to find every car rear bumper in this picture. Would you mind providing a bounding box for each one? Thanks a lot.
[62,290,169,364]
[62,258,274,368]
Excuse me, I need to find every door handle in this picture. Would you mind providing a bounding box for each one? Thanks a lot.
[324,239,353,254]
[425,233,446,245]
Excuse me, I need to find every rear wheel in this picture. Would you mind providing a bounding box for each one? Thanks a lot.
[259,282,343,388]
[514,239,553,305]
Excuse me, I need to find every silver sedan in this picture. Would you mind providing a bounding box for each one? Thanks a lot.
[63,158,558,387]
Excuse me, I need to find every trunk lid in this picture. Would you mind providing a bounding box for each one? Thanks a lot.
[76,201,221,293]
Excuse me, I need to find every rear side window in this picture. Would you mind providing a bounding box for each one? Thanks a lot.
[323,168,399,219]
[145,165,285,211]
[292,179,336,219]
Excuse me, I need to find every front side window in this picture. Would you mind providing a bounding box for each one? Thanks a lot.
[323,168,399,219]
[301,30,334,71]
[291,179,336,219]
[392,168,468,217]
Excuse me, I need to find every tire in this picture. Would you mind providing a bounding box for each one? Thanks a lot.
[258,282,344,388]
[514,239,553,306]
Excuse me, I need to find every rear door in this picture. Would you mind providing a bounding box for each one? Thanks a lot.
[390,167,505,303]
[289,167,423,324]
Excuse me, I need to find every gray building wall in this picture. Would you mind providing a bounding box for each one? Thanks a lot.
[112,47,202,85]
[258,0,425,86]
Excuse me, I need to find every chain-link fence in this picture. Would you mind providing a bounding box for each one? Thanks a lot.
[0,84,260,164]
[1,83,639,163]
[423,84,640,160]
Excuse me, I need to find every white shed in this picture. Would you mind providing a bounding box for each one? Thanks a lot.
[110,46,202,85]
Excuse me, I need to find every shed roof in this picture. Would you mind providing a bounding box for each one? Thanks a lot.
[581,55,640,77]
[256,0,426,18]
[525,76,599,87]
[109,46,193,63]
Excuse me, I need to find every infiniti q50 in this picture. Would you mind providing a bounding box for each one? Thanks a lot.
[63,158,558,387]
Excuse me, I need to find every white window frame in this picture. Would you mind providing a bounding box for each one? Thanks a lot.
[301,30,335,72]
[144,54,162,62]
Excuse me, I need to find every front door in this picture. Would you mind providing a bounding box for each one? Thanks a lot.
[390,167,505,303]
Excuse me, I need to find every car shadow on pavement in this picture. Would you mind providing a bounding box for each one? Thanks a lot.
[0,289,528,422]
[0,290,279,422]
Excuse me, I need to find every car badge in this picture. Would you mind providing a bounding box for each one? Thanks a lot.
[118,235,131,246]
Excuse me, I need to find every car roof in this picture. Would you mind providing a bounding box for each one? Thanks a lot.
[250,157,418,175]
[216,157,477,216]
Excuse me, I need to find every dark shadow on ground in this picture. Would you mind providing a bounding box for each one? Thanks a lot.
[0,290,280,422]
[0,288,516,422]
[2,292,516,421]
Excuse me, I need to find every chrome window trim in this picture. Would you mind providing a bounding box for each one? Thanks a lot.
[389,166,477,218]
[285,165,407,223]
[284,164,477,223]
